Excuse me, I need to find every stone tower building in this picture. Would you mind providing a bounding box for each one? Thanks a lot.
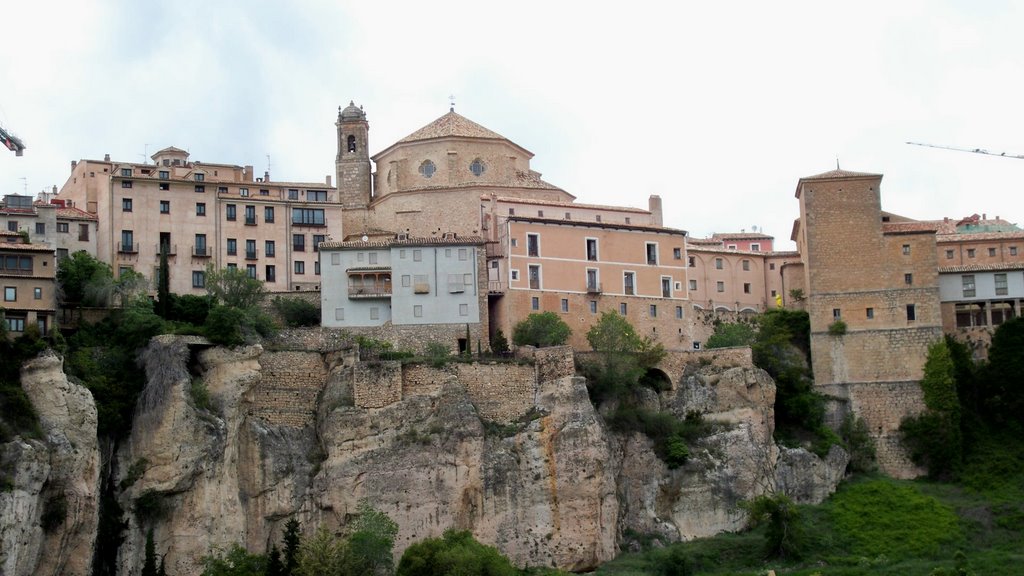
[794,169,941,478]
[336,101,372,205]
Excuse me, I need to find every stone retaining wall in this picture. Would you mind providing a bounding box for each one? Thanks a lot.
[249,351,327,427]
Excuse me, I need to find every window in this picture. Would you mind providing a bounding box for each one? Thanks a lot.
[218,186,228,193]
[246,264,256,279]
[510,269,519,281]
[661,276,672,297]
[121,198,133,212]
[595,214,601,222]
[265,241,275,257]
[1011,246,1018,256]
[194,234,207,256]
[419,160,436,178]
[586,269,599,292]
[676,306,683,319]
[226,204,236,221]
[510,238,517,248]
[962,275,976,297]
[967,248,976,258]
[743,282,751,294]
[227,263,237,271]
[623,271,635,295]
[3,286,15,301]
[620,302,627,315]
[528,264,541,289]
[625,217,631,224]
[192,271,205,288]
[689,279,697,290]
[245,205,256,225]
[561,298,569,312]
[902,244,911,255]
[401,275,411,287]
[266,265,276,282]
[264,207,275,223]
[646,242,658,265]
[649,304,657,317]
[331,252,340,265]
[159,200,170,214]
[458,248,468,261]
[313,235,326,252]
[586,238,598,261]
[122,180,133,189]
[531,297,539,310]
[227,238,237,255]
[673,247,682,260]
[294,261,305,274]
[585,300,596,313]
[413,305,423,318]
[750,243,761,252]
[5,316,24,332]
[742,259,750,271]
[904,273,913,285]
[292,208,325,226]
[946,249,954,259]
[988,247,997,257]
[315,261,320,275]
[308,190,328,202]
[293,234,305,252]
[565,212,571,220]
[195,185,205,193]
[288,189,299,200]
[716,281,724,292]
[57,223,68,233]
[196,202,206,216]
[995,273,1008,296]
[688,256,695,267]
[833,308,842,320]
[34,222,44,235]
[769,263,775,270]
[413,249,422,262]
[906,304,916,321]
[32,287,42,300]
[159,170,169,179]
[866,307,874,319]
[527,233,540,257]
[195,173,205,182]
[120,230,134,252]
[79,224,90,241]
[727,244,737,250]
[537,210,544,217]
[245,239,257,259]
[239,188,249,197]
[6,221,16,232]
[469,159,485,176]
[334,307,345,321]
[715,258,723,270]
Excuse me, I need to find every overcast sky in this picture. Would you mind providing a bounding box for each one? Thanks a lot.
[2,0,1022,249]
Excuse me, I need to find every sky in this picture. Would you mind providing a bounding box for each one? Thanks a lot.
[2,0,1022,250]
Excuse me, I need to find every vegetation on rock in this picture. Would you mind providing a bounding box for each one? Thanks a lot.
[512,312,571,348]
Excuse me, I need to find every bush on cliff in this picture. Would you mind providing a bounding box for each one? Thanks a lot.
[397,529,517,576]
[512,312,571,348]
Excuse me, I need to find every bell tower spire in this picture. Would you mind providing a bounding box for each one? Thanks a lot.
[336,101,371,209]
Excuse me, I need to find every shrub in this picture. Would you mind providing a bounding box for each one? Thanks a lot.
[490,329,510,354]
[901,340,962,479]
[741,494,805,560]
[170,294,214,325]
[204,265,265,309]
[425,342,451,368]
[840,414,876,473]
[706,321,757,349]
[190,378,213,412]
[512,312,571,348]
[397,529,518,576]
[273,297,320,327]
[828,319,848,335]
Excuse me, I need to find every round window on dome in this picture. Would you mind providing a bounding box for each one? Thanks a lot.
[419,160,436,179]
[469,159,486,177]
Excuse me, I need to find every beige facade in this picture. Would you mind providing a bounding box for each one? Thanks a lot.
[58,147,341,295]
[0,195,98,261]
[0,240,56,337]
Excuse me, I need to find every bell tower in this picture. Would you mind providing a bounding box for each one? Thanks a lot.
[336,101,371,209]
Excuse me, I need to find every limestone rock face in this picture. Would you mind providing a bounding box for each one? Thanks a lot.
[0,350,99,576]
[101,338,847,573]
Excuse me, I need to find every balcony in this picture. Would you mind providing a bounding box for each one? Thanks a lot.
[118,242,138,254]
[488,280,506,294]
[245,216,258,226]
[624,286,635,296]
[348,285,392,299]
[587,282,603,294]
[529,278,540,290]
[155,244,177,256]
[245,251,258,260]
[348,271,392,299]
[192,246,211,258]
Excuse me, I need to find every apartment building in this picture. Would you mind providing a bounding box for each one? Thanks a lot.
[57,147,341,295]
[0,237,56,337]
[0,194,98,260]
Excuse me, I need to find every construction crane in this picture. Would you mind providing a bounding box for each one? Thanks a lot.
[0,124,25,156]
[906,141,1024,160]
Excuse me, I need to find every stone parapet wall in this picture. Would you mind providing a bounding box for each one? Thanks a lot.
[346,323,486,356]
[577,347,754,391]
[249,351,328,427]
[457,363,537,422]
[268,328,354,352]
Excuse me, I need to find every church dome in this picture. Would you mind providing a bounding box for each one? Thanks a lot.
[339,101,366,121]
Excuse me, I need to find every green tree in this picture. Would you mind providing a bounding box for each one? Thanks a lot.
[200,544,268,576]
[57,250,113,306]
[490,329,510,354]
[582,311,666,404]
[142,529,159,576]
[979,316,1024,427]
[272,297,320,327]
[296,525,345,576]
[282,519,301,576]
[741,494,805,560]
[705,321,757,349]
[157,244,171,318]
[343,501,399,576]
[512,312,571,348]
[396,529,518,576]
[266,545,284,576]
[206,265,265,309]
[901,340,963,479]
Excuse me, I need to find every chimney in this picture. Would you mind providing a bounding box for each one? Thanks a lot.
[52,185,57,194]
[264,170,270,182]
[244,165,254,182]
[71,160,77,171]
[104,153,110,161]
[326,175,332,187]
[648,195,663,227]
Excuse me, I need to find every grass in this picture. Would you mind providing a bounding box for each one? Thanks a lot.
[595,471,1024,575]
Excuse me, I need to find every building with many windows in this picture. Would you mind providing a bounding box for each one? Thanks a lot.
[0,194,98,261]
[0,236,57,338]
[57,147,341,295]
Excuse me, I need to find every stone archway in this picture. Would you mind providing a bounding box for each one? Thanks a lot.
[640,367,673,392]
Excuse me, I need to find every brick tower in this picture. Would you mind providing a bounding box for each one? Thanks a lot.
[336,101,371,210]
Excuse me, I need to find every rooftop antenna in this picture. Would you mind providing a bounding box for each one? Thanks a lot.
[20,177,27,194]
[266,154,271,174]
[836,157,840,170]
[449,94,456,113]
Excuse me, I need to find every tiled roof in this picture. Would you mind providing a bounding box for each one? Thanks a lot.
[397,111,507,144]
[882,222,940,234]
[0,242,53,252]
[686,238,724,246]
[767,251,802,257]
[801,168,883,181]
[492,196,646,213]
[321,235,486,250]
[687,245,767,256]
[939,262,1024,273]
[392,170,563,192]
[712,232,774,240]
[56,206,98,221]
[937,231,1024,242]
[508,216,686,236]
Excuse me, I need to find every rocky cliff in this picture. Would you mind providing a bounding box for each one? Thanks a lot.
[2,336,848,575]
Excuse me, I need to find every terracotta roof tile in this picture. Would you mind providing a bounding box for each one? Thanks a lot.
[508,216,686,236]
[397,111,508,144]
[56,206,98,221]
[0,242,53,252]
[712,232,775,240]
[492,196,647,213]
[321,235,486,250]
[939,262,1024,273]
[801,168,883,181]
[937,231,1024,242]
